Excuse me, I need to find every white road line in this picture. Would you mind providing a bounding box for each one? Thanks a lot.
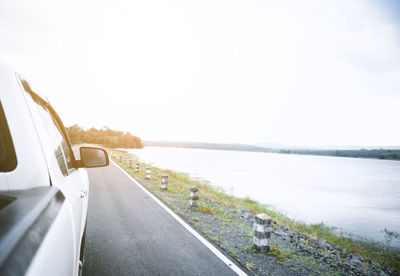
[110,159,248,276]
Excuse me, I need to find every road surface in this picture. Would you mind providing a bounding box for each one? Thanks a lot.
[82,160,244,275]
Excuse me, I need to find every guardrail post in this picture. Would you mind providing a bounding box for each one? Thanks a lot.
[135,163,140,172]
[253,214,272,252]
[145,167,151,179]
[161,175,168,190]
[128,159,132,168]
[119,155,123,162]
[190,186,199,208]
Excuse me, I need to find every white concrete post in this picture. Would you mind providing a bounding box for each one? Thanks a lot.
[145,167,151,179]
[135,163,140,172]
[253,214,272,252]
[161,175,168,190]
[190,186,199,208]
[128,159,132,168]
[119,155,123,162]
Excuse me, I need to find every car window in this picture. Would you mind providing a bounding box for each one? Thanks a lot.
[0,101,17,172]
[20,78,76,174]
[33,102,69,176]
[50,114,71,167]
[20,79,70,176]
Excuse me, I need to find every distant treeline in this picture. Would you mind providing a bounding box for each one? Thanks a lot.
[144,141,267,152]
[67,125,143,148]
[278,149,400,160]
[144,141,400,161]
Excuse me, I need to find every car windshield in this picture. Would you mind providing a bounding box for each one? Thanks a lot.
[0,101,17,172]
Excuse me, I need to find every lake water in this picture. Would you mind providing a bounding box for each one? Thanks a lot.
[127,147,400,246]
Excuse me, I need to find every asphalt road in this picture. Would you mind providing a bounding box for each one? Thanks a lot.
[82,160,241,276]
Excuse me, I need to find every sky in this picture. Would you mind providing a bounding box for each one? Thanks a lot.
[1,0,400,147]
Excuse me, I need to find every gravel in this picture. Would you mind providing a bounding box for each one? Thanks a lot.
[148,186,398,275]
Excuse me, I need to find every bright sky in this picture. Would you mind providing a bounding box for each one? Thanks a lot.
[1,0,399,147]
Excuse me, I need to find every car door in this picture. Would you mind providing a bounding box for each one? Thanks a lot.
[46,107,90,248]
[20,80,88,274]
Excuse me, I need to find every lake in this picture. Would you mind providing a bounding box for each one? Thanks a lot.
[127,146,400,246]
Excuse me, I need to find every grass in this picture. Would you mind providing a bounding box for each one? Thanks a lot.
[197,203,218,215]
[108,149,400,273]
[245,263,255,271]
[267,247,295,263]
[229,249,239,258]
[242,245,255,253]
[210,236,218,243]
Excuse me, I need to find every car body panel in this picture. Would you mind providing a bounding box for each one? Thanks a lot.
[0,68,93,276]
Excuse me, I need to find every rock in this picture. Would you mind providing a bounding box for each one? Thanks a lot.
[351,265,361,274]
[242,212,252,219]
[351,259,364,267]
[274,230,286,238]
[342,263,352,272]
[347,253,355,260]
[299,233,309,240]
[319,239,327,248]
[312,237,319,247]
[379,270,389,276]
[299,244,313,254]
[320,253,331,264]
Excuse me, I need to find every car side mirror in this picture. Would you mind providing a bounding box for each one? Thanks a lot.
[78,147,109,168]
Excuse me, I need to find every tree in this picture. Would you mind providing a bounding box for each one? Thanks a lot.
[66,125,143,149]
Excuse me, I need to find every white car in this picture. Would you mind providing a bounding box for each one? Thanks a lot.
[0,68,109,276]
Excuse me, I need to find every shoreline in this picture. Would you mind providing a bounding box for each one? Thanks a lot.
[110,149,400,275]
[142,143,400,162]
[124,145,400,246]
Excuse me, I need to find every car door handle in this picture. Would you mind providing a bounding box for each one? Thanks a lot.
[80,191,88,198]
